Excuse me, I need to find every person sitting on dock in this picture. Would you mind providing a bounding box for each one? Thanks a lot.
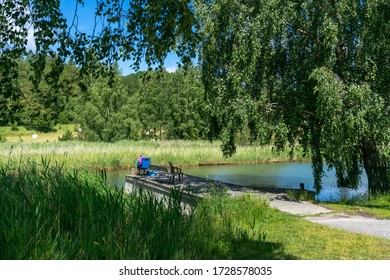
[136,153,145,174]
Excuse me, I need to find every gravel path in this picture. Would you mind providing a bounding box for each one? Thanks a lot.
[305,214,390,239]
[269,194,390,240]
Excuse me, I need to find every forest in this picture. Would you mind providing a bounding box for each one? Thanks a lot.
[0,55,207,141]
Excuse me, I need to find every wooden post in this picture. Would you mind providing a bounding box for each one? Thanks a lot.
[300,183,305,191]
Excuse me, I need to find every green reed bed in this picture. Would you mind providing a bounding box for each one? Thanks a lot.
[0,140,302,171]
[0,160,269,260]
[0,160,188,259]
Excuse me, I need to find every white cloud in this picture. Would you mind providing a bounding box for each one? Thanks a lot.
[5,3,36,52]
[26,27,36,52]
[166,66,177,73]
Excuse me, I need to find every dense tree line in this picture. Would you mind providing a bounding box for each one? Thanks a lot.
[0,56,206,140]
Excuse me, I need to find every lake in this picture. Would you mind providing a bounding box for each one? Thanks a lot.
[107,162,369,202]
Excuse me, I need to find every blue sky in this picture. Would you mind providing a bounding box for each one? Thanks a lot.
[59,0,181,75]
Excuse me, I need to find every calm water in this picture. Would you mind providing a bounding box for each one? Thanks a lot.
[107,162,368,202]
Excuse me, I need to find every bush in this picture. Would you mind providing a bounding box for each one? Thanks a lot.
[11,122,19,131]
[58,130,73,141]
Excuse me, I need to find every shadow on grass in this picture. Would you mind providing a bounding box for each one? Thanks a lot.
[230,239,299,260]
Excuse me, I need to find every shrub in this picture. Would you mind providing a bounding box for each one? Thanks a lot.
[11,122,19,131]
[58,130,74,141]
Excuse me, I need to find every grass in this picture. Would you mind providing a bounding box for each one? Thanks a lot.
[0,124,77,142]
[0,159,226,259]
[1,160,389,260]
[0,139,304,171]
[320,194,390,219]
[256,212,390,259]
[199,190,390,259]
[286,188,390,220]
[0,125,305,171]
[285,189,316,202]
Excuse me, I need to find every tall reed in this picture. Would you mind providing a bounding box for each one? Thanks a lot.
[0,159,268,259]
[0,140,304,171]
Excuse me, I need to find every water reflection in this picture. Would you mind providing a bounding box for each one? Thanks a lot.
[107,162,368,202]
[184,163,368,202]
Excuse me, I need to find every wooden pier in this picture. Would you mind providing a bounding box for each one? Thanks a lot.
[125,172,292,207]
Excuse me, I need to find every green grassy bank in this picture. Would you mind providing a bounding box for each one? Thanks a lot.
[320,195,390,220]
[1,161,389,260]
